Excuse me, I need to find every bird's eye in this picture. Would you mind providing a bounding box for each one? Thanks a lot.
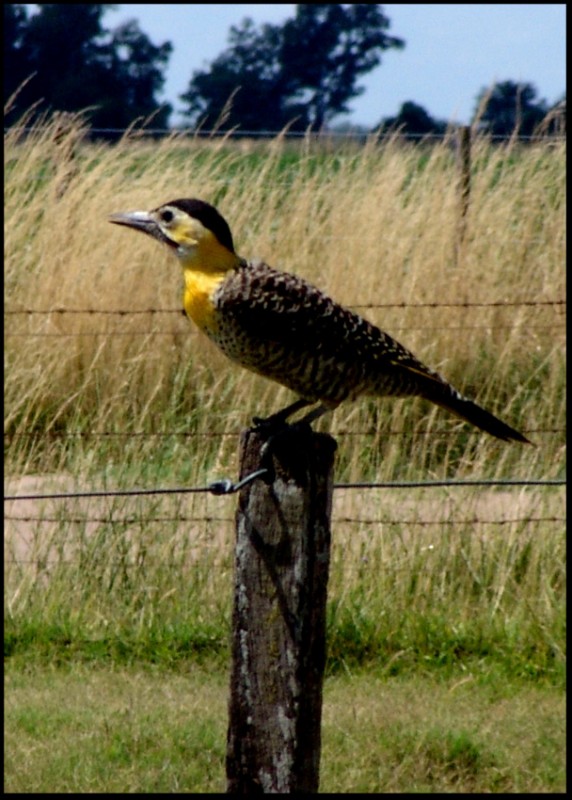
[160,209,174,224]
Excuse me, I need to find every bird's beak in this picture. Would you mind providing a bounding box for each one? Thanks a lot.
[108,210,156,234]
[109,210,176,248]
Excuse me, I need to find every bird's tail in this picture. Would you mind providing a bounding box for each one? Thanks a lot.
[377,359,531,443]
[431,389,531,443]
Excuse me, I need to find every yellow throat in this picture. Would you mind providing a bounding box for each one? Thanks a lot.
[183,267,228,333]
[179,229,238,333]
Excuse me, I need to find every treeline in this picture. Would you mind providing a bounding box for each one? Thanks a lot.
[4,4,565,140]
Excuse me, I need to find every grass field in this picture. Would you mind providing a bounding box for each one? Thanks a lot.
[4,114,565,791]
[4,663,564,793]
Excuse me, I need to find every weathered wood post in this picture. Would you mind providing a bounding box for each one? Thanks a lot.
[226,424,337,793]
[455,124,471,266]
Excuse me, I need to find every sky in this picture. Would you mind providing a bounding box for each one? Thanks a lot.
[28,4,567,128]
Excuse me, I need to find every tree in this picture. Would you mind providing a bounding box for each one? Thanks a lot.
[376,100,447,138]
[180,4,404,132]
[474,81,549,137]
[4,4,172,136]
[539,95,566,136]
[181,18,290,133]
[280,5,405,130]
[94,19,173,132]
[4,5,33,105]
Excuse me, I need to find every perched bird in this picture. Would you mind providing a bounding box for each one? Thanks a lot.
[109,199,530,443]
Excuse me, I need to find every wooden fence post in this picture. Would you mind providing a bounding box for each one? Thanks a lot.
[226,424,337,794]
[455,125,471,266]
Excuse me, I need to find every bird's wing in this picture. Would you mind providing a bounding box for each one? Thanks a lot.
[217,260,387,359]
[215,261,530,442]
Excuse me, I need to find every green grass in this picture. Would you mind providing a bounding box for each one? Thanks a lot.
[5,482,565,683]
[4,663,228,793]
[4,662,565,793]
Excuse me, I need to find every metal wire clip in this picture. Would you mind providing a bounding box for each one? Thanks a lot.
[207,468,271,496]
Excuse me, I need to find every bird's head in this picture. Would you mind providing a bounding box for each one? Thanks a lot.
[109,198,238,273]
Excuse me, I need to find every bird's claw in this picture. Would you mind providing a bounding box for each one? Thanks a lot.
[251,413,290,434]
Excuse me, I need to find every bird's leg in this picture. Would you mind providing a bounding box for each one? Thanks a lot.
[253,401,334,484]
[296,403,331,426]
[252,398,312,430]
[253,399,314,483]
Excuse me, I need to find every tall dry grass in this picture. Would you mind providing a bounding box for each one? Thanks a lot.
[4,114,565,485]
[4,115,565,674]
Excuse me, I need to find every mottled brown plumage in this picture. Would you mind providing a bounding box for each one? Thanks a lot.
[109,199,530,443]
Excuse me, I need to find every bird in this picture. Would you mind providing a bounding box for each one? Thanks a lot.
[109,198,530,443]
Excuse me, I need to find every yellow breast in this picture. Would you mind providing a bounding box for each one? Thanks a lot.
[183,269,226,333]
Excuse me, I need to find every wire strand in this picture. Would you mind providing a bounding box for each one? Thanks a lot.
[4,514,564,527]
[3,477,565,503]
[5,299,565,315]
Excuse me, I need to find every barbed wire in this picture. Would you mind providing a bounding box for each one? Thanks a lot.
[4,299,566,315]
[4,510,565,571]
[3,427,565,441]
[3,514,564,528]
[5,322,565,339]
[325,515,564,526]
[5,125,567,143]
[5,326,566,339]
[6,331,184,338]
[6,299,564,339]
[5,556,563,571]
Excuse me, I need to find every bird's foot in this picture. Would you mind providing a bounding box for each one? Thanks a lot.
[252,412,290,435]
[251,398,312,433]
[256,421,314,484]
